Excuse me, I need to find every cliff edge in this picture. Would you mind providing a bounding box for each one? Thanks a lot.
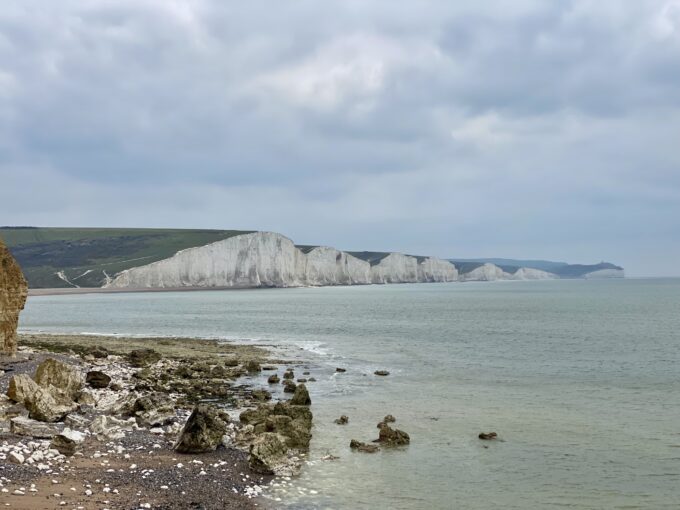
[1,238,28,356]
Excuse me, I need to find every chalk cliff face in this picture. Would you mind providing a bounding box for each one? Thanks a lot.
[583,268,625,279]
[106,232,459,289]
[510,267,557,280]
[460,263,511,282]
[1,239,28,356]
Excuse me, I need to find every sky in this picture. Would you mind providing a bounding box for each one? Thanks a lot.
[0,1,679,276]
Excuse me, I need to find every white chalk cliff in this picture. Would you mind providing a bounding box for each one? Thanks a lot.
[459,263,512,282]
[583,268,625,279]
[105,232,458,289]
[510,267,557,280]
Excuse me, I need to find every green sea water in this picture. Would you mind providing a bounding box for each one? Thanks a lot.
[20,278,680,509]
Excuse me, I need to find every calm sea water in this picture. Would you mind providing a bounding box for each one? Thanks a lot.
[19,279,680,509]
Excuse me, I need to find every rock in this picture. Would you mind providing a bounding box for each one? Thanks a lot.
[109,382,123,391]
[283,370,294,380]
[302,371,310,375]
[34,358,84,400]
[336,368,346,373]
[264,415,311,449]
[308,377,316,382]
[87,346,109,359]
[0,239,28,356]
[244,360,261,373]
[374,370,390,376]
[7,373,39,403]
[223,358,239,367]
[296,378,307,383]
[349,439,380,453]
[383,414,396,423]
[64,414,91,428]
[248,432,289,474]
[51,428,85,456]
[377,422,410,446]
[210,365,230,378]
[174,404,230,453]
[128,349,161,367]
[478,432,498,440]
[10,416,64,438]
[86,371,111,389]
[267,374,280,384]
[252,389,272,402]
[282,380,296,393]
[131,393,175,428]
[289,383,311,406]
[334,415,349,425]
[27,386,77,422]
[262,366,277,371]
[90,415,135,440]
[8,451,25,464]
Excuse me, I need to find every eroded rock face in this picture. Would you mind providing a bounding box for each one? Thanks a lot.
[248,432,289,475]
[0,239,28,356]
[174,404,230,453]
[34,358,84,399]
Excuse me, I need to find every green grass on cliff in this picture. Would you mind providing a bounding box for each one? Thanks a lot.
[0,227,251,288]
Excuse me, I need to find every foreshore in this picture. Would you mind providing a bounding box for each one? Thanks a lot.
[0,333,313,509]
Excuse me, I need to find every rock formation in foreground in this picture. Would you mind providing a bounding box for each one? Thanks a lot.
[105,232,458,289]
[0,238,28,356]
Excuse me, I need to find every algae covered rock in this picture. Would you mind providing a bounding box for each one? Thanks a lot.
[289,383,311,406]
[248,432,289,474]
[174,404,230,453]
[377,422,410,446]
[128,349,161,367]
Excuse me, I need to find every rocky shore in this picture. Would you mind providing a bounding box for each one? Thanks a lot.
[0,334,317,509]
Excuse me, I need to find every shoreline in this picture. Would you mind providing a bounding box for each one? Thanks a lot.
[0,333,317,509]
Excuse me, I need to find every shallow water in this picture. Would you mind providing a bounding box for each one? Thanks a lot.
[19,279,680,509]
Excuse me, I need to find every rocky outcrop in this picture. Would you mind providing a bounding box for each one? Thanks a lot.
[104,231,459,289]
[0,239,28,356]
[174,404,230,453]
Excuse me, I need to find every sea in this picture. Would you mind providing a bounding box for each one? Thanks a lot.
[18,278,680,509]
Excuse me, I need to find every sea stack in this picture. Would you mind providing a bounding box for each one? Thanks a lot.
[0,238,28,356]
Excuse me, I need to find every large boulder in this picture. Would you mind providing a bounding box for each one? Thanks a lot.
[264,415,311,448]
[34,358,84,399]
[10,416,64,438]
[7,373,39,403]
[0,239,28,356]
[174,404,230,453]
[7,373,76,422]
[377,422,410,446]
[248,432,289,475]
[131,393,175,427]
[51,428,85,456]
[289,383,311,406]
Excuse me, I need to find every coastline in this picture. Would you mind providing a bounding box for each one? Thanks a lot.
[0,333,315,509]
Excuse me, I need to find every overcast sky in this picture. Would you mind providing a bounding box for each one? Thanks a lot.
[1,1,679,276]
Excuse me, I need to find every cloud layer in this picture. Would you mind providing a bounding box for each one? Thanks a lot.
[1,1,679,275]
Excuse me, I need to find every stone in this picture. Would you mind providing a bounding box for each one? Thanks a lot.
[245,360,261,373]
[90,415,135,440]
[262,366,277,371]
[283,370,294,380]
[248,433,289,475]
[264,415,312,449]
[0,239,28,356]
[128,349,161,367]
[85,346,109,359]
[282,380,296,393]
[336,367,346,373]
[267,374,280,384]
[478,432,498,440]
[131,393,175,428]
[374,370,390,376]
[86,370,111,389]
[174,404,230,453]
[308,377,316,382]
[10,416,64,438]
[289,383,311,406]
[377,422,410,446]
[51,428,85,456]
[383,414,396,423]
[349,439,380,453]
[7,373,39,403]
[296,378,307,383]
[252,389,272,401]
[26,386,77,422]
[8,451,25,464]
[34,358,84,399]
[334,415,349,425]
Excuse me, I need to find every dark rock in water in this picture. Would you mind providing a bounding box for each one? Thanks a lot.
[296,378,307,383]
[282,380,297,393]
[252,389,272,401]
[289,383,311,406]
[383,414,396,423]
[374,370,390,376]
[86,370,111,389]
[283,370,294,380]
[334,415,349,425]
[223,358,239,367]
[302,371,310,375]
[350,439,380,453]
[478,432,498,440]
[308,377,316,382]
[336,368,346,373]
[249,432,288,474]
[50,429,84,456]
[174,404,230,453]
[128,349,161,367]
[245,360,261,373]
[267,374,280,384]
[377,422,410,446]
[262,366,277,371]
